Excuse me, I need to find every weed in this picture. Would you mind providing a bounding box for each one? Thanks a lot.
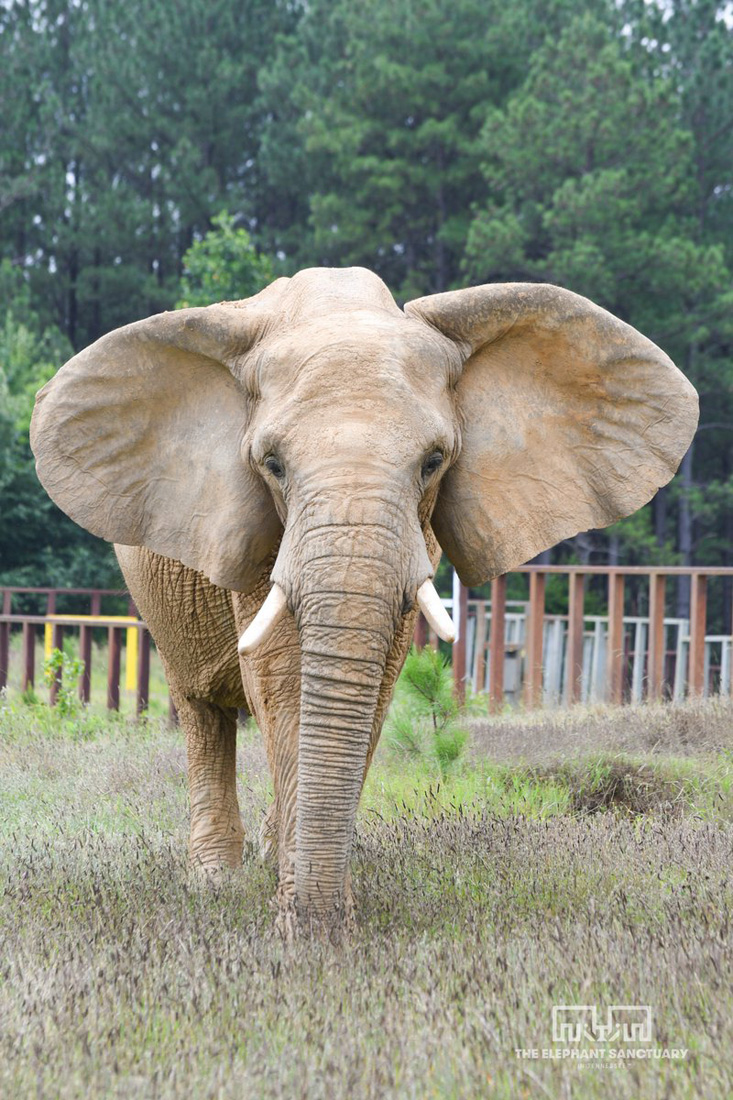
[385,646,468,776]
[43,646,84,719]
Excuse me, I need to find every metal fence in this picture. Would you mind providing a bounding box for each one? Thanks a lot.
[0,587,162,715]
[3,568,733,715]
[433,566,733,708]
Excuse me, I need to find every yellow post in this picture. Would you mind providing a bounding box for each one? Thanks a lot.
[45,614,140,688]
[126,626,138,691]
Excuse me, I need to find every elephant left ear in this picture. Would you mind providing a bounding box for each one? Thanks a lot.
[405,283,699,586]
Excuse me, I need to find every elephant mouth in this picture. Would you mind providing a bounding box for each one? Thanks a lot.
[237,577,455,656]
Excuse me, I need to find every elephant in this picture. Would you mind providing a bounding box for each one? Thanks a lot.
[30,266,698,929]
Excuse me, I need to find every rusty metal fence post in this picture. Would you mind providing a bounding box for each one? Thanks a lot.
[137,628,151,715]
[79,623,93,703]
[413,612,427,649]
[524,572,545,707]
[648,574,666,701]
[21,622,35,691]
[0,590,10,691]
[489,575,507,709]
[566,573,585,705]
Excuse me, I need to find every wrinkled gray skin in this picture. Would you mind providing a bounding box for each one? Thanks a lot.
[30,267,698,931]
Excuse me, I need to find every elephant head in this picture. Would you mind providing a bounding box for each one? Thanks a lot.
[30,267,698,915]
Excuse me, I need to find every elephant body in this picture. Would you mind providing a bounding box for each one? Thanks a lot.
[30,267,698,928]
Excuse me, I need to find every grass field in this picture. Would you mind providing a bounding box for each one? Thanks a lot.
[1,692,732,1099]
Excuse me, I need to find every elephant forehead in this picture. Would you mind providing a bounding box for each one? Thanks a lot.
[253,311,459,399]
[294,407,448,460]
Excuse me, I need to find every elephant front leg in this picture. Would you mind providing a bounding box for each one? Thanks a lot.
[177,696,244,871]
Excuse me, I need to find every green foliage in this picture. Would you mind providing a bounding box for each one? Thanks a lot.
[463,10,733,574]
[0,299,120,587]
[259,0,496,297]
[0,310,70,433]
[43,648,84,720]
[0,0,296,348]
[386,646,468,776]
[20,684,39,707]
[0,0,732,588]
[176,212,274,308]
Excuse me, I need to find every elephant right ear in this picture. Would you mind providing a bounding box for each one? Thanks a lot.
[30,297,285,592]
[406,283,699,586]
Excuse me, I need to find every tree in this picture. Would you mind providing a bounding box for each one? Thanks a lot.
[176,212,274,308]
[0,284,120,587]
[256,0,619,292]
[1,0,731,591]
[0,0,297,350]
[622,0,733,615]
[259,0,520,297]
[464,13,732,583]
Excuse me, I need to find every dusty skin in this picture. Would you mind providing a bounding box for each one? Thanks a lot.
[30,267,698,930]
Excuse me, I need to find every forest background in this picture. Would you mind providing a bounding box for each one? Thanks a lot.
[0,0,731,621]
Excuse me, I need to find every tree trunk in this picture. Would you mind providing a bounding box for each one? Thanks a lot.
[608,532,620,566]
[676,441,694,619]
[654,485,667,549]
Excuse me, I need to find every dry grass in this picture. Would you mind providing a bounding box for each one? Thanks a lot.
[469,696,733,762]
[1,697,732,1098]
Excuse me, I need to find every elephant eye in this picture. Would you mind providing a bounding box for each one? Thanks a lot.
[421,450,444,480]
[264,454,285,480]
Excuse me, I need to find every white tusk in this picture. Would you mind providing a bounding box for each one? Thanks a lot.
[416,579,456,644]
[238,584,288,655]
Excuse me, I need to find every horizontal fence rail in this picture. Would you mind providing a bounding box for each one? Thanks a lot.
[4,569,733,716]
[0,587,177,719]
[418,566,733,708]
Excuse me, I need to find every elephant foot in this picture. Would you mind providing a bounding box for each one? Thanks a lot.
[189,809,245,873]
[273,870,356,942]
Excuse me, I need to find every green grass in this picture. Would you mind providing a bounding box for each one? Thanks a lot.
[1,698,733,1098]
[4,631,171,717]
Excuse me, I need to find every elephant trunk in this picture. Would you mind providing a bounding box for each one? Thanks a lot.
[286,517,410,917]
[296,624,386,913]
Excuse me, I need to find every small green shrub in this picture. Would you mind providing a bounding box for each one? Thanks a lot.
[20,684,39,706]
[385,646,469,776]
[43,647,84,719]
[176,211,274,308]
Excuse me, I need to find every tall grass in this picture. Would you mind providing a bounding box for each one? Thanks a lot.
[1,699,732,1097]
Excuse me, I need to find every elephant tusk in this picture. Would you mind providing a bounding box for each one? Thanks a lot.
[416,580,456,644]
[238,584,288,655]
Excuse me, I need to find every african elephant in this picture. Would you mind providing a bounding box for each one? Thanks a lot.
[30,267,698,928]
